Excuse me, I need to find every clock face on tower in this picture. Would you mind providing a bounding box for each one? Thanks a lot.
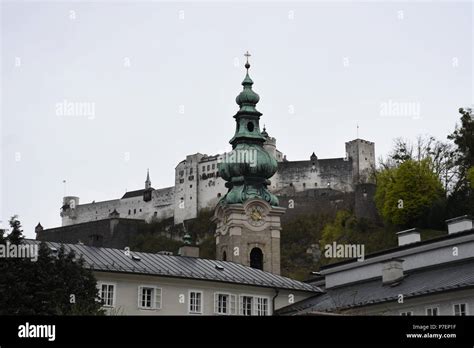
[246,205,266,227]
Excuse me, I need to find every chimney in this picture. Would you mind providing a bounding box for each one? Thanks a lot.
[178,231,199,258]
[382,259,404,285]
[446,215,473,234]
[396,228,421,246]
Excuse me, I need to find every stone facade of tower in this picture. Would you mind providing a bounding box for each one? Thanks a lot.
[214,199,285,274]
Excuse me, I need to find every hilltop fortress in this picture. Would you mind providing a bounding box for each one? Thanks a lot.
[60,135,375,227]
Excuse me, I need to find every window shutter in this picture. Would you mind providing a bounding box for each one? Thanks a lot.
[238,295,243,315]
[137,286,142,309]
[230,294,237,315]
[155,288,162,309]
[214,293,219,314]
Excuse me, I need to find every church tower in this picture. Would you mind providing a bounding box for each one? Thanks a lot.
[213,53,285,274]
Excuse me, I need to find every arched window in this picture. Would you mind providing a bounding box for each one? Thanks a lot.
[250,248,263,270]
[222,251,227,261]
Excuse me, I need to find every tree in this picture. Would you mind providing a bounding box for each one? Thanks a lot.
[7,215,24,245]
[374,159,444,228]
[388,136,457,193]
[0,216,104,315]
[447,107,474,216]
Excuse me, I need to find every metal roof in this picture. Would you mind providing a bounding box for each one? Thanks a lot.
[277,259,474,315]
[24,240,320,293]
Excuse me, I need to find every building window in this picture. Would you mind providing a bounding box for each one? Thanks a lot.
[202,166,205,172]
[222,251,227,261]
[139,209,142,212]
[314,183,318,187]
[190,196,192,200]
[426,307,439,316]
[217,193,221,198]
[212,164,215,169]
[190,168,193,175]
[214,293,236,315]
[99,283,115,307]
[138,286,161,310]
[128,209,131,215]
[207,165,210,171]
[250,247,263,270]
[303,183,306,188]
[454,303,467,316]
[179,179,184,184]
[255,297,269,316]
[240,296,253,316]
[190,185,193,188]
[400,311,413,316]
[189,291,202,314]
[134,209,136,214]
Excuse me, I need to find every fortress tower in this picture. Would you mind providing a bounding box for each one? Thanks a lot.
[213,53,285,274]
[345,139,376,184]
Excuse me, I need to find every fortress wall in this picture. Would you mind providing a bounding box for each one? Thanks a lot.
[174,154,202,224]
[38,218,146,249]
[273,158,353,193]
[62,199,121,226]
[278,189,355,224]
[196,155,227,211]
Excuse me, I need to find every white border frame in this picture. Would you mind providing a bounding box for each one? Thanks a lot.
[137,285,162,310]
[425,305,440,316]
[453,302,469,316]
[97,281,117,308]
[188,290,203,315]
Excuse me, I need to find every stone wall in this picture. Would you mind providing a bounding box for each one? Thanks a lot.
[38,218,146,249]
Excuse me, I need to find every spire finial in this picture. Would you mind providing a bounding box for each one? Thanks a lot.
[145,169,151,189]
[244,51,251,70]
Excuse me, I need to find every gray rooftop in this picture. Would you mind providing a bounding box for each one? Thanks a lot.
[277,259,474,315]
[24,240,320,293]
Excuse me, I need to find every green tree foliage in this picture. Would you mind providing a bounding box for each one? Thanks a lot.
[0,216,104,315]
[447,107,474,216]
[468,167,474,187]
[375,159,444,228]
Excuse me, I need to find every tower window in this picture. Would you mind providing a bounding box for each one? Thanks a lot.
[222,251,227,261]
[247,122,254,132]
[303,183,306,188]
[202,166,205,172]
[212,164,215,169]
[250,247,263,270]
[128,209,131,215]
[207,165,210,171]
[190,185,193,188]
[134,209,136,214]
[217,193,221,198]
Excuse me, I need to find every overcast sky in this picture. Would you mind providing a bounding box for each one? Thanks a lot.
[1,1,472,238]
